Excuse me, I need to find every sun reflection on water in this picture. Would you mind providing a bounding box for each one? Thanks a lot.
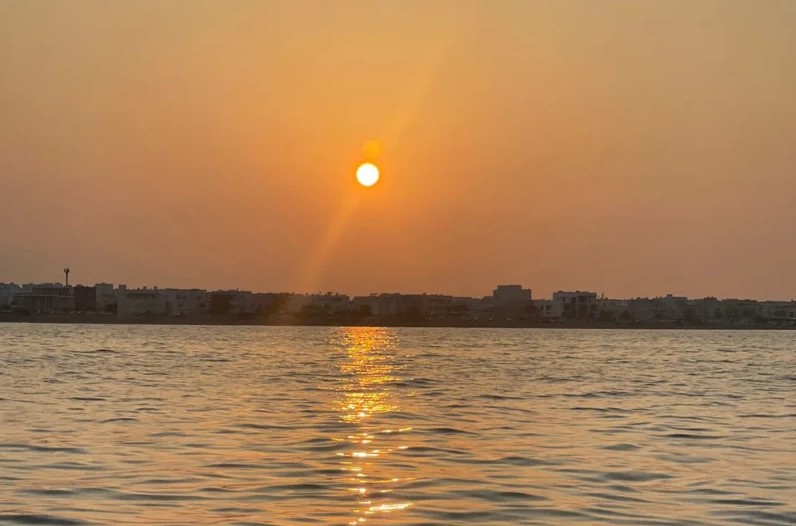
[334,327,413,524]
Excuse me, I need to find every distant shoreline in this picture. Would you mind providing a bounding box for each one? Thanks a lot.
[0,313,793,330]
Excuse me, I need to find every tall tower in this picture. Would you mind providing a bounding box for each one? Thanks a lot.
[64,268,70,287]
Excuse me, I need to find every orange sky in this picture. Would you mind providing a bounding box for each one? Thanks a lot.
[1,1,794,299]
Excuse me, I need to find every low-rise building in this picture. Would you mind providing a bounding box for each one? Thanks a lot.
[598,299,629,320]
[95,283,116,313]
[492,285,532,308]
[351,295,377,316]
[162,289,208,316]
[534,299,555,319]
[551,291,598,320]
[758,301,796,321]
[74,285,97,312]
[279,293,352,316]
[450,296,486,314]
[116,288,167,317]
[374,294,406,317]
[0,283,21,309]
[207,290,259,315]
[693,297,723,321]
[658,294,689,320]
[14,285,74,314]
[349,293,453,319]
[627,298,658,321]
[720,299,760,322]
[308,293,351,313]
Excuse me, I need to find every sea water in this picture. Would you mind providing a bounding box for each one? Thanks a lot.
[0,324,793,525]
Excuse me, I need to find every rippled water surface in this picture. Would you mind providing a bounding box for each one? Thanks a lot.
[0,324,794,525]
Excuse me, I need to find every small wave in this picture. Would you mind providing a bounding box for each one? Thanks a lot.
[477,394,524,400]
[497,455,558,466]
[425,427,476,435]
[252,483,329,492]
[571,406,631,413]
[458,455,557,466]
[682,487,736,495]
[606,483,640,493]
[198,358,232,363]
[712,509,796,525]
[585,491,648,503]
[204,462,269,470]
[21,489,75,497]
[424,508,587,521]
[41,461,104,471]
[739,413,795,419]
[0,514,90,525]
[402,446,467,455]
[712,498,784,506]
[294,440,349,452]
[209,507,256,514]
[106,490,207,502]
[656,453,713,464]
[452,489,547,501]
[603,443,641,451]
[391,377,437,387]
[601,470,672,482]
[233,423,293,431]
[139,477,202,485]
[664,432,724,440]
[27,445,87,454]
[149,431,186,437]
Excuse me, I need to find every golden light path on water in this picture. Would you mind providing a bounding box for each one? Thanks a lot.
[334,328,413,525]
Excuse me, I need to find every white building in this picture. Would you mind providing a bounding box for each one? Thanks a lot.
[116,287,167,317]
[598,299,629,319]
[758,301,796,321]
[308,293,351,313]
[351,293,410,317]
[13,284,74,313]
[493,285,532,308]
[351,295,377,316]
[551,291,598,320]
[371,294,402,317]
[350,293,452,318]
[277,293,351,314]
[95,283,115,313]
[659,294,688,320]
[162,289,208,316]
[281,293,313,314]
[534,299,554,319]
[207,290,259,315]
[451,296,486,313]
[421,295,453,317]
[0,283,21,308]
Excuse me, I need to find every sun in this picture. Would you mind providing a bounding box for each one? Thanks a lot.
[356,163,380,187]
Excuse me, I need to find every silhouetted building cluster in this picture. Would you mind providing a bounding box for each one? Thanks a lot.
[0,279,794,327]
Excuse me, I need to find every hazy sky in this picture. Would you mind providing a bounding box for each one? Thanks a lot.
[1,1,794,299]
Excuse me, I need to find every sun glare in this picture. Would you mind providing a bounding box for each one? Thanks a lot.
[356,163,380,187]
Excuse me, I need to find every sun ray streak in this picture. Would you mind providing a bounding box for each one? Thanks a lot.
[295,192,362,293]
